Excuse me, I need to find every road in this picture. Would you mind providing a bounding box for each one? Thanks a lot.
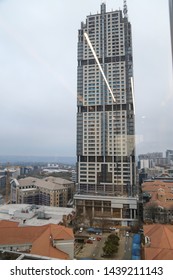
[122,235,133,260]
[75,232,133,260]
[75,236,106,259]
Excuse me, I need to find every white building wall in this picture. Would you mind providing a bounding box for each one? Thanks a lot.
[54,240,74,260]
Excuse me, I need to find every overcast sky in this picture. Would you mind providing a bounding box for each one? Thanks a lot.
[0,0,172,158]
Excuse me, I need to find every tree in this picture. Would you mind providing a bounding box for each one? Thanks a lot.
[102,234,119,257]
[144,202,158,222]
[130,222,140,233]
[107,233,119,244]
[97,217,110,229]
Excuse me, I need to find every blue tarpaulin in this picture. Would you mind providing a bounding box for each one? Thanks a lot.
[87,227,102,233]
[132,243,140,256]
[133,234,141,244]
[132,255,140,260]
[132,233,141,259]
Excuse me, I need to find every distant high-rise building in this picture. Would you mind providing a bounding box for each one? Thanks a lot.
[166,149,173,164]
[75,2,137,226]
[138,152,163,161]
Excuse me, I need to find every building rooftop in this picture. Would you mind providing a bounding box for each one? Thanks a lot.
[0,221,73,259]
[142,179,173,191]
[142,179,173,209]
[0,249,57,260]
[44,176,73,185]
[143,224,173,260]
[17,176,73,191]
[0,204,75,226]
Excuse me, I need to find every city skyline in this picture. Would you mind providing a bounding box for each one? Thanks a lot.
[0,0,172,157]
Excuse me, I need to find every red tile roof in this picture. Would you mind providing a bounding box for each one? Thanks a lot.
[0,225,48,245]
[142,180,173,209]
[50,224,74,240]
[145,248,173,260]
[31,226,69,259]
[0,221,74,259]
[142,180,173,190]
[0,220,19,228]
[144,224,173,259]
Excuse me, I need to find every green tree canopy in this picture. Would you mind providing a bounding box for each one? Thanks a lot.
[103,234,119,257]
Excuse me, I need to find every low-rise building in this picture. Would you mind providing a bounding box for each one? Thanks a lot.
[143,224,173,259]
[20,166,33,176]
[11,176,75,207]
[74,193,138,227]
[0,175,6,190]
[0,220,74,259]
[142,178,173,223]
[0,203,75,227]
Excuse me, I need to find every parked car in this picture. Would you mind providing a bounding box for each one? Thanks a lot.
[86,239,93,244]
[109,227,116,231]
[79,227,83,233]
[96,236,102,241]
[88,237,96,241]
[126,231,129,237]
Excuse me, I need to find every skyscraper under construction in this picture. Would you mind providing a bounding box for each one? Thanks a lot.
[75,2,138,226]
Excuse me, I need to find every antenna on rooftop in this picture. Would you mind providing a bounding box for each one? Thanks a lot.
[123,0,128,18]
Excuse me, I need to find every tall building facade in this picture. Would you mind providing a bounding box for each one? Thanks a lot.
[166,149,173,164]
[75,2,138,226]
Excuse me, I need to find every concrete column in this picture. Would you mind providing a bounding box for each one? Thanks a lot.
[101,200,104,214]
[83,201,86,215]
[111,207,113,217]
[92,201,94,217]
[120,208,123,218]
[134,209,136,219]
